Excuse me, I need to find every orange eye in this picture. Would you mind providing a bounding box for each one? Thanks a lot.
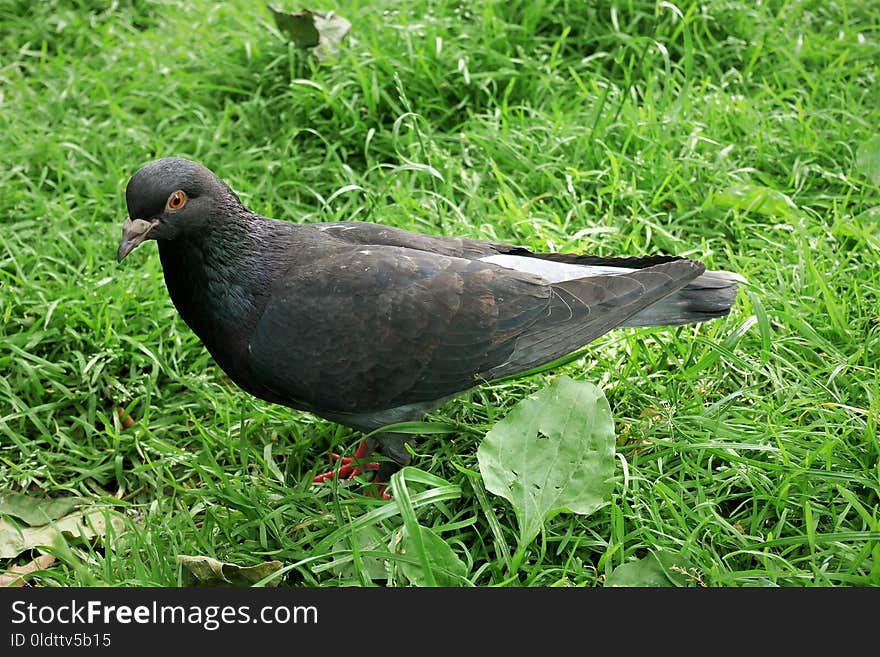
[167,190,187,210]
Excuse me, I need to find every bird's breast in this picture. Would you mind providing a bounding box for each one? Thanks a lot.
[157,238,268,387]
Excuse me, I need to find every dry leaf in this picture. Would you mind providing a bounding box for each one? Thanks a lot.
[267,5,351,60]
[1,554,56,587]
[177,555,284,587]
[0,509,126,559]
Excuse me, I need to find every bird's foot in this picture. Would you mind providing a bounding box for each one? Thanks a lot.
[312,453,378,482]
[370,484,390,500]
[313,440,390,499]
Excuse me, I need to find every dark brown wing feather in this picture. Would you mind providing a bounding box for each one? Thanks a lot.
[247,241,703,414]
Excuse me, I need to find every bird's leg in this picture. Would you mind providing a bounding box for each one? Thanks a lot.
[312,432,412,500]
[370,433,414,499]
[374,432,412,479]
[313,438,379,483]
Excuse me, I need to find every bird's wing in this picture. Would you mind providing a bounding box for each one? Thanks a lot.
[247,244,703,413]
[315,223,739,328]
[314,220,686,267]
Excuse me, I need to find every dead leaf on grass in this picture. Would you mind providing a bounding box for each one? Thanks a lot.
[177,555,284,587]
[1,554,56,587]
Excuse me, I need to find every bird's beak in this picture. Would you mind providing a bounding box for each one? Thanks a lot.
[117,218,155,262]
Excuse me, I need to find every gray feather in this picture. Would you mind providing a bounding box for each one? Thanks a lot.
[479,253,741,329]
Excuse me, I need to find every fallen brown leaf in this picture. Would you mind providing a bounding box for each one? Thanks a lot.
[1,554,56,587]
[177,555,284,587]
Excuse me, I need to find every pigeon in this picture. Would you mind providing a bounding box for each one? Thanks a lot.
[117,157,740,491]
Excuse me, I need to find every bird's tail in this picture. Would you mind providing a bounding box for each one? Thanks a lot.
[621,269,742,328]
[478,251,742,329]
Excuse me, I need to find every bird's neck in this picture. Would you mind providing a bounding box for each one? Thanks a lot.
[157,215,275,347]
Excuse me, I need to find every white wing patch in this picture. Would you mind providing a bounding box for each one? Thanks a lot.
[479,254,634,283]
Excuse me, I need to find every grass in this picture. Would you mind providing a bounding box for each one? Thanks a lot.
[1,0,878,587]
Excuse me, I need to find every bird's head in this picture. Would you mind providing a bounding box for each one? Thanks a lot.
[116,157,238,262]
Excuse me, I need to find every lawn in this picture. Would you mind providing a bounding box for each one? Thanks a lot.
[1,0,878,587]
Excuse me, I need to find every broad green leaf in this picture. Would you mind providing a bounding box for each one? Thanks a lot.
[177,555,284,587]
[605,551,698,587]
[267,5,351,60]
[856,135,880,185]
[711,184,798,220]
[0,509,125,559]
[398,524,468,587]
[0,492,83,526]
[477,376,616,550]
[329,527,389,583]
[605,557,669,587]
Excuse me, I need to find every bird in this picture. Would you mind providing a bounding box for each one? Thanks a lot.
[117,157,741,493]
